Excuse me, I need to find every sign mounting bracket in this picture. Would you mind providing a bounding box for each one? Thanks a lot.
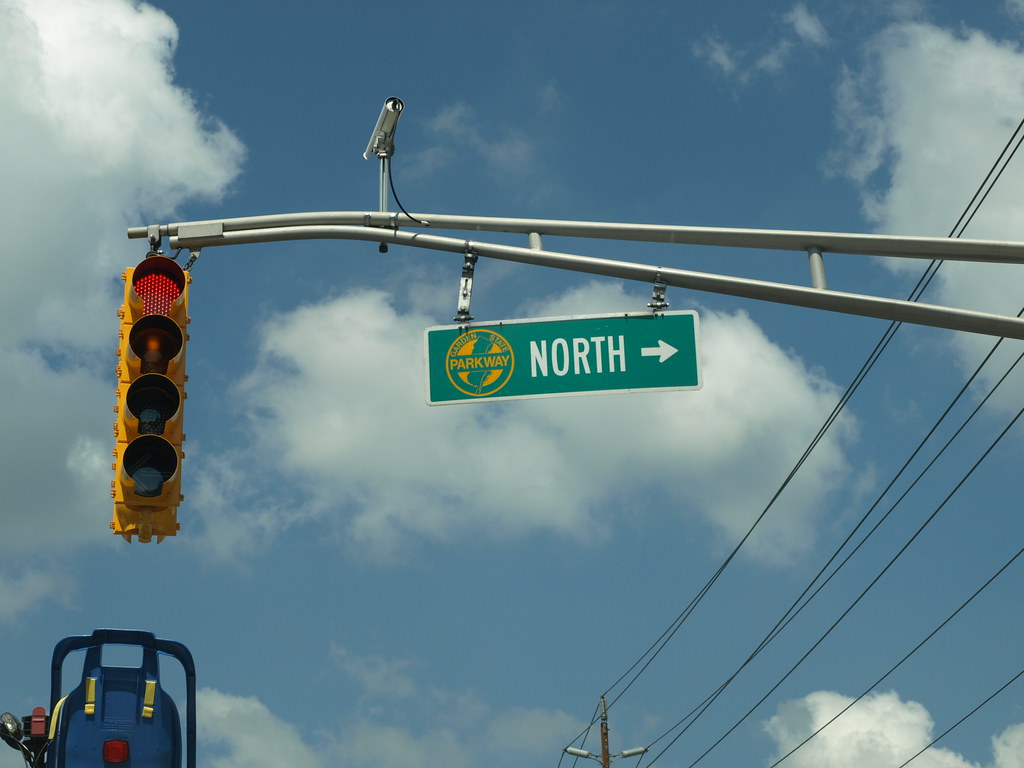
[454,245,478,325]
[648,270,669,313]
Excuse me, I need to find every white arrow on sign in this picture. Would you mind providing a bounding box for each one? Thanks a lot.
[640,339,678,363]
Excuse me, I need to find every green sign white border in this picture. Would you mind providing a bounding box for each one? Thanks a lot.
[424,310,702,405]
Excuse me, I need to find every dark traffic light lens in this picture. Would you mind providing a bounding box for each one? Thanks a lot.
[126,375,180,435]
[122,435,178,497]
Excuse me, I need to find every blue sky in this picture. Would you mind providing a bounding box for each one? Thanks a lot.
[2,1,1024,767]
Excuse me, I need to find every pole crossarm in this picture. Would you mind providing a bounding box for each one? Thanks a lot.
[127,211,1024,340]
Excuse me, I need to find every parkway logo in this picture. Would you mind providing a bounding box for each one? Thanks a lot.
[444,328,515,397]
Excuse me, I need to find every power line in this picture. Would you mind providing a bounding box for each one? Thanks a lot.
[593,277,921,713]
[895,667,1024,768]
[561,107,1024,768]
[947,115,1024,238]
[670,396,1024,767]
[593,114,1021,716]
[608,112,1024,766]
[768,540,1024,766]
[639,332,1023,763]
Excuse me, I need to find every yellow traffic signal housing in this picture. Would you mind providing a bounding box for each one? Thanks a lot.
[111,255,190,543]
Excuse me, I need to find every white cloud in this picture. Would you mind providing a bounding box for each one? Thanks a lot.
[992,723,1024,768]
[832,23,1024,241]
[692,36,740,79]
[420,102,538,183]
[329,644,418,700]
[482,707,582,759]
[830,21,1024,398]
[785,4,829,47]
[765,689,1022,767]
[693,4,828,84]
[201,681,563,768]
[200,279,854,565]
[317,648,582,768]
[334,704,582,768]
[755,40,795,75]
[339,721,474,768]
[198,688,323,768]
[693,34,792,85]
[539,81,563,113]
[0,0,243,556]
[404,99,561,205]
[185,453,297,562]
[0,348,112,553]
[0,566,75,623]
[0,0,243,348]
[324,643,582,766]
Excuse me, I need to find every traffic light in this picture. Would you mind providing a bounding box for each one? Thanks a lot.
[111,254,189,542]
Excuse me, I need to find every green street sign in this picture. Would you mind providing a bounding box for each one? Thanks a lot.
[424,310,701,405]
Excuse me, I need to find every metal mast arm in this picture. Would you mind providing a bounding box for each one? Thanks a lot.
[128,211,1024,339]
[129,211,1024,262]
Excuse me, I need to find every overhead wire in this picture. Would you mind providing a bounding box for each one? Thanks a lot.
[672,392,1024,768]
[559,277,908,756]
[580,113,1024,765]
[638,328,1023,763]
[559,700,602,767]
[590,272,924,713]
[768,538,1024,766]
[581,111,1024,734]
[945,114,1024,238]
[894,666,1024,768]
[637,115,1024,765]
[591,120,1000,718]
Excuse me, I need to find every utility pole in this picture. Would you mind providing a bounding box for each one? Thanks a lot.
[599,696,612,768]
[564,696,647,766]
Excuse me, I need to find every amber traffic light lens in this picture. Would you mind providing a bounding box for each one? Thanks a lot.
[128,315,182,375]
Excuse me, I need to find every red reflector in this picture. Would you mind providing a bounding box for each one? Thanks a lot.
[103,740,130,763]
[30,706,47,737]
